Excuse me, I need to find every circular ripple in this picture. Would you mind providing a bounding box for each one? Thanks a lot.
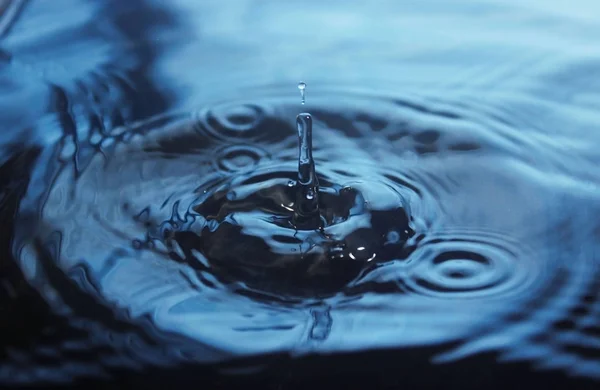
[403,232,525,298]
[205,103,265,136]
[194,101,291,145]
[214,144,269,173]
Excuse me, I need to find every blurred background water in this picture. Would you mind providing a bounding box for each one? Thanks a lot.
[1,0,600,388]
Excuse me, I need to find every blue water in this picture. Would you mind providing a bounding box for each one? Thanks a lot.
[1,0,600,388]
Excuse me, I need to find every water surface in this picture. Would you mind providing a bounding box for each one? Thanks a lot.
[1,0,600,387]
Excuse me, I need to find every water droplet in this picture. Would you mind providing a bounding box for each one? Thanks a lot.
[298,81,306,105]
[306,190,315,200]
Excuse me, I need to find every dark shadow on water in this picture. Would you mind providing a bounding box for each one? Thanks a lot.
[65,348,600,390]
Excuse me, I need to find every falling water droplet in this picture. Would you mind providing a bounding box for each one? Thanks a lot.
[298,81,306,105]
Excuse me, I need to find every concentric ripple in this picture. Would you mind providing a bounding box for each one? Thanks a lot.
[9,90,600,382]
[213,144,269,173]
[401,228,533,298]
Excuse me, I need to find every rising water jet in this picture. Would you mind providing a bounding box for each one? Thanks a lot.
[293,82,321,229]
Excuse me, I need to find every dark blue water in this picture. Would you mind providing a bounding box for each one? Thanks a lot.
[1,0,600,388]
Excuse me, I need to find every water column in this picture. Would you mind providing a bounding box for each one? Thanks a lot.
[293,82,321,229]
